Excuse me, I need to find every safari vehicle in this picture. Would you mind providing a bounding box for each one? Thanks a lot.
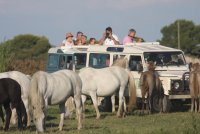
[46,42,190,112]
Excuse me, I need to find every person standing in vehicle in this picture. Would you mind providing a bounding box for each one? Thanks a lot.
[123,29,144,45]
[74,31,83,45]
[99,27,119,45]
[61,32,74,47]
[89,38,96,45]
[81,35,88,45]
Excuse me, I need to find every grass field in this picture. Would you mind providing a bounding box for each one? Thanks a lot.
[0,103,200,134]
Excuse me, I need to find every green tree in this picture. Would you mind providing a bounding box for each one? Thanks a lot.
[160,20,200,56]
[0,34,51,73]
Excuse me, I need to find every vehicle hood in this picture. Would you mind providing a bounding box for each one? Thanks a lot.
[155,65,189,78]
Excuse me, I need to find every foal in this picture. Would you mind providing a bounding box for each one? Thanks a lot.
[189,63,200,112]
[0,78,27,131]
[140,61,164,114]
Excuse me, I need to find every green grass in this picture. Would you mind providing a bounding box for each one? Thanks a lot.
[0,104,200,134]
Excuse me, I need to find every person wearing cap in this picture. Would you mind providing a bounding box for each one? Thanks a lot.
[123,29,144,45]
[61,32,74,47]
[99,27,119,45]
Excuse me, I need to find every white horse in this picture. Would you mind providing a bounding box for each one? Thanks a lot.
[29,70,82,133]
[80,66,136,119]
[0,71,31,126]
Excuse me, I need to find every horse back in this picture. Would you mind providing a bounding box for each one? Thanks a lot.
[0,78,22,106]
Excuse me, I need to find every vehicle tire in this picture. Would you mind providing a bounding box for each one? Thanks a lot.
[162,95,171,112]
[151,93,161,113]
[151,94,171,113]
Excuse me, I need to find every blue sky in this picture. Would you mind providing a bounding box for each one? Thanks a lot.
[0,0,200,45]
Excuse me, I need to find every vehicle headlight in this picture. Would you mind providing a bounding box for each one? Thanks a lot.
[174,82,180,90]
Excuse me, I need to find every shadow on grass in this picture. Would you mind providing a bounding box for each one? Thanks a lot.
[46,115,57,121]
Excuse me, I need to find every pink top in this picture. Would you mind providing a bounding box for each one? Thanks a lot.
[122,36,132,45]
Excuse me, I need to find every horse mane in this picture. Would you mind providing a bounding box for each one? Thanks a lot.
[112,57,128,69]
[29,71,45,107]
[191,63,200,72]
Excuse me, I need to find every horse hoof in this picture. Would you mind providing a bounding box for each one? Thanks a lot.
[77,126,82,130]
[96,116,100,119]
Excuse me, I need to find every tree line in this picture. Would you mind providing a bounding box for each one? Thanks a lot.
[159,19,200,57]
[0,19,199,73]
[0,34,51,74]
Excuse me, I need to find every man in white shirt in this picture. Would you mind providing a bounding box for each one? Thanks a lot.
[99,27,119,45]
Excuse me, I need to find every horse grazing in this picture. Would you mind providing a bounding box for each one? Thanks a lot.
[189,63,200,112]
[29,70,82,133]
[79,66,136,119]
[0,78,27,131]
[0,71,31,126]
[140,61,164,114]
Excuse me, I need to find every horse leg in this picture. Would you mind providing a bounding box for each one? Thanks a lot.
[90,93,100,119]
[191,97,194,112]
[111,95,116,113]
[198,97,200,113]
[3,103,11,131]
[23,99,31,127]
[16,104,23,130]
[0,105,4,123]
[74,93,83,130]
[122,97,127,117]
[81,95,87,116]
[117,87,125,118]
[195,98,198,113]
[19,101,27,129]
[58,104,65,131]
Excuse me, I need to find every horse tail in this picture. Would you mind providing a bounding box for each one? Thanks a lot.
[127,71,137,112]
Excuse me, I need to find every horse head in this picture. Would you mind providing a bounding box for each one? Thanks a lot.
[30,81,46,133]
[112,57,128,69]
[147,61,156,71]
[191,63,200,72]
[31,92,45,132]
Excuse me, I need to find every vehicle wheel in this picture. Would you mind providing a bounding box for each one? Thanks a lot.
[151,94,171,113]
[151,93,161,113]
[163,95,171,112]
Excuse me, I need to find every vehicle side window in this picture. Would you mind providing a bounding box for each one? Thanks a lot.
[129,56,143,71]
[66,56,73,70]
[59,55,65,69]
[74,53,87,70]
[89,53,110,68]
[48,54,59,68]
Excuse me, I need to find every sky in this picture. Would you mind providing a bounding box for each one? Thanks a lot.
[0,0,200,45]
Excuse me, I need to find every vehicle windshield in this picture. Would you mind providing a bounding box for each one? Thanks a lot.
[144,52,186,66]
[89,53,110,68]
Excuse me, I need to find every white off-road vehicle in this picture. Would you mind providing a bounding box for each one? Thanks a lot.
[46,42,190,112]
